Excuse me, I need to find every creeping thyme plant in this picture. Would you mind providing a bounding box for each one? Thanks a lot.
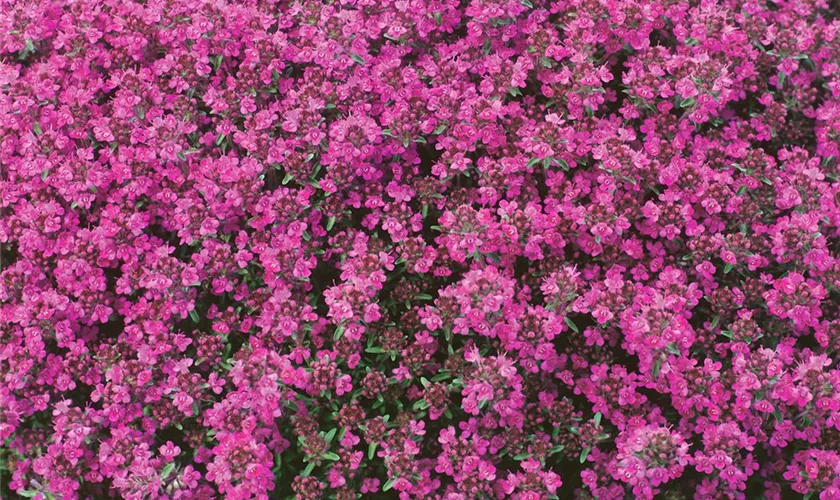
[3,0,840,498]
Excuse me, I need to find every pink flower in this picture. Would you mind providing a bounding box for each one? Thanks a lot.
[159,441,181,459]
[173,393,195,415]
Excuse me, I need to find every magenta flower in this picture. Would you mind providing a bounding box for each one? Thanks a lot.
[3,0,840,497]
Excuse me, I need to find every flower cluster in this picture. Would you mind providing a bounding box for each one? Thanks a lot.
[612,424,689,499]
[3,0,840,498]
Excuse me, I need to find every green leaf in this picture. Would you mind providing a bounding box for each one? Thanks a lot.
[302,461,316,476]
[413,399,430,411]
[324,428,337,443]
[520,0,534,7]
[652,359,661,379]
[161,462,176,479]
[414,293,433,301]
[724,263,734,274]
[215,133,226,146]
[368,442,378,460]
[679,97,696,108]
[777,71,786,87]
[41,169,49,180]
[513,452,532,460]
[666,343,681,355]
[211,54,222,71]
[333,324,345,341]
[350,53,365,65]
[189,310,200,323]
[420,377,431,389]
[322,452,340,461]
[594,412,602,427]
[710,315,720,329]
[366,347,386,354]
[18,491,39,498]
[564,316,579,333]
[580,447,591,463]
[33,123,42,136]
[383,478,397,491]
[326,216,336,231]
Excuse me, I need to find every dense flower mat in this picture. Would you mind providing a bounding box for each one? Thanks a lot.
[2,0,840,498]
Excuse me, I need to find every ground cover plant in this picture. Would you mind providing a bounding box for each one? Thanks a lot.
[2,0,840,498]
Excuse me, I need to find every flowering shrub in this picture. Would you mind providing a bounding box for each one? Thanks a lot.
[3,0,840,498]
